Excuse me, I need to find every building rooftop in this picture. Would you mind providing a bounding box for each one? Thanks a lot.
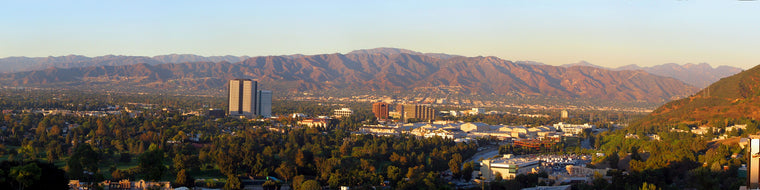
[522,185,571,190]
[486,154,541,168]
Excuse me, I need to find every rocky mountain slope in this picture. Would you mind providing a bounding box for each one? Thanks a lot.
[0,48,741,90]
[0,50,697,103]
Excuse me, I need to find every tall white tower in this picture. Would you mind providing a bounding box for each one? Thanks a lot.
[749,137,760,188]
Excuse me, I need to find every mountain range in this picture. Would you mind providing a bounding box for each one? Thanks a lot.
[0,48,702,104]
[1,48,741,90]
[561,61,743,88]
[0,54,249,73]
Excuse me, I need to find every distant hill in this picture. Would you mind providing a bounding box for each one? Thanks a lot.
[0,50,697,103]
[632,64,760,128]
[560,61,607,69]
[0,54,248,73]
[347,47,462,60]
[0,55,164,73]
[614,63,743,88]
[514,61,547,66]
[151,54,250,64]
[560,61,742,88]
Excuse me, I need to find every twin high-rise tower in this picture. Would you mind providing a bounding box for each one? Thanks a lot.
[228,79,271,118]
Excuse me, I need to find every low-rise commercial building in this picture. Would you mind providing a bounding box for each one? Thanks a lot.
[460,122,491,132]
[553,122,594,135]
[481,154,541,180]
[333,108,353,118]
[298,118,330,128]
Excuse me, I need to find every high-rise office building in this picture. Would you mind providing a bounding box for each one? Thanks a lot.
[228,79,274,119]
[256,90,272,117]
[396,104,405,121]
[372,102,390,119]
[403,104,436,121]
[228,79,257,118]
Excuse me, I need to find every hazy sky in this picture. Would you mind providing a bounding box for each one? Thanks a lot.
[1,1,759,68]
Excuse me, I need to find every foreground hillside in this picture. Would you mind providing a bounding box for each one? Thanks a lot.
[0,51,697,103]
[632,64,760,129]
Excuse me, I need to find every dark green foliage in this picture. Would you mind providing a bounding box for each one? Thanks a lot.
[0,161,68,190]
[224,175,242,190]
[174,169,193,187]
[67,144,100,180]
[462,161,474,181]
[300,180,321,190]
[138,146,165,181]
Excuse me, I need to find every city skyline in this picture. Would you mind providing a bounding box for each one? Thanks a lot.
[1,1,759,69]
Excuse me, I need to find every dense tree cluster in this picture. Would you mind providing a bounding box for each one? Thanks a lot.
[208,126,477,189]
[0,160,68,190]
[0,89,478,189]
[591,129,745,189]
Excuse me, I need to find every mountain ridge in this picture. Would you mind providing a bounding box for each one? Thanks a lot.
[613,62,743,88]
[0,51,698,104]
[0,48,742,89]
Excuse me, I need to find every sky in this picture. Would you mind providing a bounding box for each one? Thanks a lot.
[1,0,759,69]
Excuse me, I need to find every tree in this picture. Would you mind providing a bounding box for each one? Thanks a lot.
[640,182,659,190]
[387,165,401,182]
[607,152,620,169]
[111,169,125,180]
[295,150,309,168]
[406,165,423,179]
[67,156,83,180]
[262,180,280,190]
[17,145,36,161]
[175,169,194,187]
[592,171,608,190]
[292,175,305,190]
[138,147,165,181]
[46,149,56,164]
[45,141,62,163]
[173,154,187,173]
[630,147,642,161]
[301,180,321,190]
[449,153,463,179]
[10,163,41,190]
[216,151,237,176]
[340,141,352,157]
[224,174,242,190]
[327,173,341,189]
[494,171,503,181]
[78,145,100,172]
[205,179,219,188]
[67,144,100,180]
[95,119,108,137]
[49,125,62,137]
[275,162,296,185]
[462,161,474,181]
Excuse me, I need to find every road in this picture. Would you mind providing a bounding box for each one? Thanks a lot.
[465,145,500,163]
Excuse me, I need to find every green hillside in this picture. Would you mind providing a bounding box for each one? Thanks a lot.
[632,64,759,130]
